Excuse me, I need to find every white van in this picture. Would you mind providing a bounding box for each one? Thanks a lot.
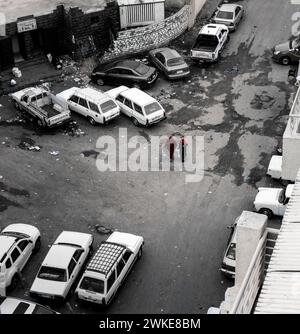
[56,86,120,125]
[106,86,166,126]
[75,232,144,306]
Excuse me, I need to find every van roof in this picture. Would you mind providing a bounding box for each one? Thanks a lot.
[86,242,126,277]
[120,88,156,106]
[75,87,111,104]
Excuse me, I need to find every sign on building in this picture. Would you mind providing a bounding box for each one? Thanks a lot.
[17,17,37,33]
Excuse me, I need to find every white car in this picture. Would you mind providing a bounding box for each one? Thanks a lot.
[213,4,244,32]
[56,86,120,125]
[75,232,144,306]
[106,86,166,127]
[0,297,58,314]
[254,185,294,218]
[30,231,93,302]
[0,224,41,290]
[267,155,282,179]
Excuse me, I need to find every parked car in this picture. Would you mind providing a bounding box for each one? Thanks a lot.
[221,211,268,279]
[91,60,158,89]
[11,86,71,128]
[0,297,58,314]
[29,231,93,302]
[212,3,244,32]
[191,24,229,63]
[267,155,283,180]
[56,86,120,125]
[148,47,190,80]
[75,232,144,306]
[272,37,300,65]
[0,224,41,290]
[106,86,166,126]
[253,185,294,218]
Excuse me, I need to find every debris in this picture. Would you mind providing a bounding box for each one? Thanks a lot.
[95,225,113,235]
[224,65,239,75]
[49,150,60,156]
[18,138,41,152]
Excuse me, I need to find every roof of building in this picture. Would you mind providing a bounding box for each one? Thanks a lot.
[2,0,107,24]
[255,169,300,314]
[86,242,126,277]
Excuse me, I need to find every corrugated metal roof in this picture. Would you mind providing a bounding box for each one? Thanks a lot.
[117,0,164,6]
[255,170,300,314]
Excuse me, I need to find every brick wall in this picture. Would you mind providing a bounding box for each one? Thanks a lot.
[99,5,191,64]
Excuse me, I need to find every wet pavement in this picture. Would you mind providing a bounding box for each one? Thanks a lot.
[0,0,296,314]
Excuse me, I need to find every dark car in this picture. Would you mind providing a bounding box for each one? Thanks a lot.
[272,37,300,65]
[148,47,190,80]
[91,60,158,89]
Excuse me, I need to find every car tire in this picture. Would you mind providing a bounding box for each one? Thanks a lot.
[9,274,20,290]
[132,118,140,127]
[259,208,273,219]
[96,78,104,86]
[33,237,41,254]
[280,57,291,65]
[88,116,96,126]
[226,35,231,43]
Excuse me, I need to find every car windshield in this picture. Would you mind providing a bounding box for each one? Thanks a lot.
[100,100,118,113]
[217,11,234,20]
[226,243,236,260]
[80,276,104,294]
[134,63,149,75]
[144,102,162,115]
[32,305,55,314]
[38,266,67,282]
[167,57,185,67]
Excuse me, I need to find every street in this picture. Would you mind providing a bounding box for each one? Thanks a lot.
[0,0,296,314]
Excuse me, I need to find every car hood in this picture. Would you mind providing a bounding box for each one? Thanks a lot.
[255,188,281,204]
[30,278,68,296]
[274,41,291,52]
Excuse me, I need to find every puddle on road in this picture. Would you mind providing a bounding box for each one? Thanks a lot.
[0,181,29,212]
[0,195,22,212]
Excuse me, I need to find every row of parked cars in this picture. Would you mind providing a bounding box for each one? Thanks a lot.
[0,223,144,313]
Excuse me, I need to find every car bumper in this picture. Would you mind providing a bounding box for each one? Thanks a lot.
[103,113,120,124]
[47,117,72,128]
[30,291,65,302]
[191,56,216,63]
[147,115,167,126]
[167,71,190,80]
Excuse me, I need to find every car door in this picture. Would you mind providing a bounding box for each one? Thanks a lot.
[120,68,138,86]
[106,68,124,85]
[118,250,135,284]
[106,269,118,304]
[76,97,90,117]
[87,100,103,123]
[67,95,80,113]
[67,258,77,293]
[133,102,146,125]
[9,247,23,273]
[123,98,134,118]
[16,239,32,270]
[154,53,166,72]
[116,94,128,115]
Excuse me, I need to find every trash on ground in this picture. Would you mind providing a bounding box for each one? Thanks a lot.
[49,150,60,156]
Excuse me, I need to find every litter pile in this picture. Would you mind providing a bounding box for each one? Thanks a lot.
[63,121,86,137]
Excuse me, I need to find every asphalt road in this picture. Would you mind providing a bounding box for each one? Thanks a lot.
[0,0,297,314]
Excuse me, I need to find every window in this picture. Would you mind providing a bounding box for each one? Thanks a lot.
[78,98,88,108]
[69,95,79,104]
[68,258,77,277]
[167,57,185,67]
[119,69,134,76]
[80,277,104,294]
[38,266,67,282]
[13,302,30,314]
[5,258,12,269]
[235,7,241,16]
[144,102,162,115]
[18,240,29,252]
[133,103,143,115]
[107,270,116,292]
[31,96,37,103]
[11,248,21,263]
[124,99,133,109]
[88,101,100,114]
[100,100,118,113]
[116,95,125,103]
[117,259,125,277]
[156,53,165,64]
[36,94,43,100]
[108,68,121,75]
[73,249,84,262]
[22,95,29,103]
[122,251,132,264]
[216,11,233,20]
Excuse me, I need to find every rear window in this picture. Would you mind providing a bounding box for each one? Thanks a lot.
[38,266,67,282]
[167,57,185,67]
[144,102,162,115]
[216,11,234,20]
[80,276,105,294]
[100,100,118,113]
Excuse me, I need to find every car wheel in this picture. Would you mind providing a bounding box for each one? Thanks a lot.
[33,237,41,254]
[133,83,141,89]
[280,57,291,65]
[259,208,273,219]
[132,118,140,127]
[9,274,20,290]
[96,78,104,86]
[88,116,96,126]
[226,35,231,43]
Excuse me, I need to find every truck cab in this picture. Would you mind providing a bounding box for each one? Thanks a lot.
[191,24,229,63]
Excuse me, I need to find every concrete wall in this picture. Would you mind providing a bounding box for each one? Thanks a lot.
[189,0,207,28]
[100,5,190,64]
[282,135,300,181]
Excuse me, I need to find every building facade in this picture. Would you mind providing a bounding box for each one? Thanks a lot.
[0,0,119,71]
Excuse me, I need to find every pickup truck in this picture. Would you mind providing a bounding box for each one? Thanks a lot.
[191,24,229,63]
[11,86,71,128]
